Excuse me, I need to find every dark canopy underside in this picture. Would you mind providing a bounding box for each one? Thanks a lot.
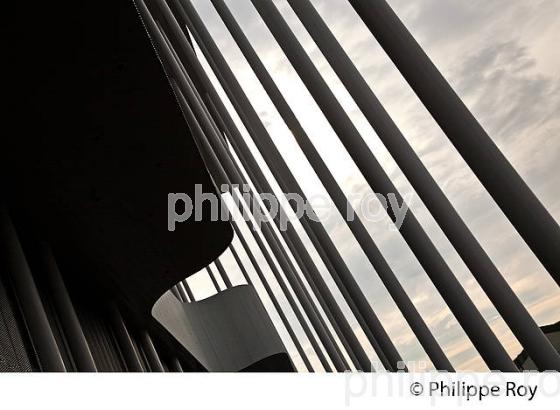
[4,0,232,317]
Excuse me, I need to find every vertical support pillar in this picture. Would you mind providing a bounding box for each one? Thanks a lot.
[140,331,164,372]
[214,259,233,288]
[170,286,184,302]
[0,206,66,372]
[206,266,221,292]
[170,357,184,372]
[40,243,97,371]
[110,306,143,372]
[182,280,195,301]
[229,245,252,285]
[176,282,190,302]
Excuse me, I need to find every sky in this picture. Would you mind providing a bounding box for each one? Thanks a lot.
[179,0,560,371]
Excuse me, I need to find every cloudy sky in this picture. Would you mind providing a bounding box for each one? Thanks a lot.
[180,0,560,371]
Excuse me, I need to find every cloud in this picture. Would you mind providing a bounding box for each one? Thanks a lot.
[186,0,560,371]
